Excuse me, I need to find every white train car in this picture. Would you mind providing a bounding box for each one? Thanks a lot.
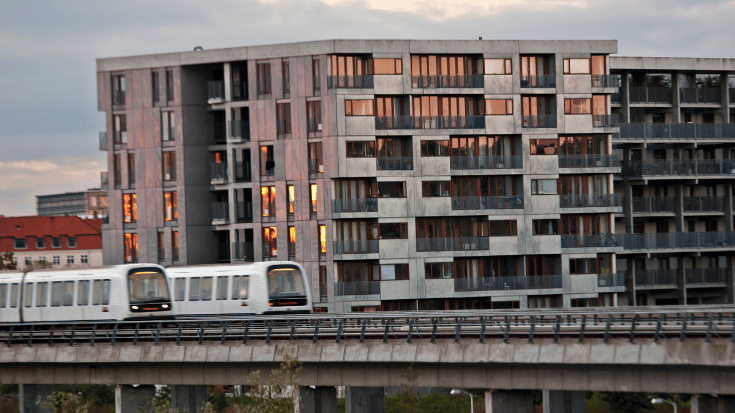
[0,264,173,323]
[166,261,312,317]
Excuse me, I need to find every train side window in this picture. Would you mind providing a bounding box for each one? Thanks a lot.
[175,278,186,301]
[63,281,74,306]
[9,284,19,308]
[231,276,240,299]
[102,280,110,305]
[201,277,213,301]
[189,277,201,301]
[51,282,63,307]
[216,276,228,300]
[240,276,249,299]
[24,283,34,308]
[77,281,89,306]
[92,280,102,305]
[36,282,48,307]
[0,284,7,308]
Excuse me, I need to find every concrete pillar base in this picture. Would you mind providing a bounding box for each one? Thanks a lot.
[691,395,735,413]
[543,390,586,413]
[19,384,54,413]
[485,390,534,413]
[116,385,156,413]
[345,386,384,413]
[299,386,337,413]
[170,385,208,413]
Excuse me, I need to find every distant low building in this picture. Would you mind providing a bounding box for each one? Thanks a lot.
[36,189,109,218]
[0,215,103,268]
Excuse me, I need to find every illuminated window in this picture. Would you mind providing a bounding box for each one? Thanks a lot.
[485,99,513,115]
[287,185,295,215]
[373,58,403,75]
[262,227,277,257]
[164,191,178,221]
[319,225,327,254]
[563,58,591,74]
[484,59,512,75]
[123,193,137,223]
[345,100,374,116]
[261,186,276,217]
[260,145,274,178]
[288,226,296,256]
[310,184,318,214]
[564,98,592,114]
[124,233,138,263]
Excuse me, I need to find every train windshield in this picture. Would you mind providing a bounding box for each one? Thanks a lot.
[267,265,306,299]
[128,269,171,304]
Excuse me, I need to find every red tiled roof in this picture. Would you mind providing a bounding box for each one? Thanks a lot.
[0,216,102,238]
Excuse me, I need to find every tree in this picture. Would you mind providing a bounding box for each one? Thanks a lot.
[696,75,721,89]
[0,252,18,270]
[37,391,91,413]
[600,392,654,413]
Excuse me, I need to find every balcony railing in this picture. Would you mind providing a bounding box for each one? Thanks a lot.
[521,74,556,88]
[229,120,250,141]
[208,81,225,101]
[592,114,620,128]
[232,81,248,101]
[684,196,724,213]
[680,88,720,104]
[591,74,621,89]
[624,159,735,177]
[450,155,522,170]
[522,115,557,129]
[621,231,735,251]
[332,198,378,213]
[451,195,524,210]
[412,74,484,89]
[631,197,676,213]
[332,240,379,254]
[454,275,561,292]
[561,233,622,249]
[416,237,490,252]
[686,268,727,285]
[99,132,107,151]
[635,270,677,287]
[236,201,253,223]
[327,75,374,89]
[235,161,251,182]
[334,281,380,297]
[597,273,625,287]
[629,87,672,104]
[212,202,229,223]
[558,154,621,168]
[100,172,109,190]
[211,162,227,182]
[232,241,254,262]
[377,157,413,171]
[375,115,485,130]
[560,194,622,209]
[617,122,735,141]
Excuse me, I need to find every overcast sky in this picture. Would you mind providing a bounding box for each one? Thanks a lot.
[2,0,735,216]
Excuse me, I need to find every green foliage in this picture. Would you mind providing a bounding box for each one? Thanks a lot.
[0,252,18,271]
[37,391,91,413]
[696,75,721,89]
[54,385,115,408]
[384,392,479,413]
[0,385,18,396]
[600,392,654,413]
[645,75,671,88]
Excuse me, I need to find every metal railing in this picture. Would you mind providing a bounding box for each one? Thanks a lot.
[236,201,253,223]
[412,74,484,89]
[334,281,380,296]
[561,233,622,249]
[232,81,248,101]
[327,75,374,89]
[558,154,621,168]
[232,241,254,262]
[622,231,735,251]
[520,74,556,88]
[229,120,250,141]
[629,87,672,104]
[212,202,229,223]
[333,240,379,254]
[450,155,522,170]
[235,161,251,182]
[625,159,735,177]
[416,237,490,252]
[592,114,620,128]
[631,197,676,213]
[684,196,724,213]
[375,115,485,130]
[332,198,378,213]
[451,195,524,210]
[208,81,224,101]
[377,156,413,171]
[522,115,557,128]
[454,275,561,292]
[560,194,622,209]
[617,123,735,141]
[635,270,678,287]
[591,74,620,88]
[686,268,728,285]
[210,162,227,182]
[680,88,720,104]
[597,273,625,287]
[99,132,107,151]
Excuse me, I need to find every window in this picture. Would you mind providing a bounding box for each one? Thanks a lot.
[93,280,102,305]
[124,233,138,263]
[564,98,592,114]
[217,276,229,300]
[421,140,449,157]
[527,256,556,276]
[67,237,76,248]
[174,278,185,301]
[287,185,295,215]
[288,226,296,256]
[164,191,178,221]
[308,142,323,173]
[232,275,249,299]
[380,264,408,280]
[24,283,33,308]
[152,71,160,103]
[81,255,88,264]
[263,227,277,257]
[76,280,89,306]
[14,239,26,249]
[67,255,74,264]
[378,181,406,198]
[189,277,201,301]
[346,141,375,157]
[345,100,374,116]
[51,237,60,248]
[112,74,125,105]
[379,223,407,239]
[533,219,559,235]
[162,111,175,141]
[282,60,290,96]
[202,277,213,301]
[123,193,137,223]
[310,184,318,214]
[261,186,276,217]
[35,237,45,249]
[484,59,512,75]
[0,284,6,308]
[53,256,60,265]
[166,69,174,101]
[319,225,327,254]
[172,231,179,262]
[36,282,48,307]
[528,296,554,309]
[489,220,518,236]
[63,281,74,306]
[9,283,18,308]
[260,145,275,178]
[563,58,591,74]
[163,152,176,181]
[114,154,122,187]
[373,58,402,75]
[128,153,136,185]
[485,99,513,115]
[531,179,558,195]
[530,139,558,155]
[276,102,291,135]
[307,101,321,132]
[25,257,32,266]
[422,181,450,197]
[157,232,165,262]
[51,282,63,307]
[257,62,272,97]
[113,114,127,144]
[570,258,599,274]
[425,262,452,279]
[312,58,321,94]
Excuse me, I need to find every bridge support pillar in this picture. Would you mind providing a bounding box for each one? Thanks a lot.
[345,387,383,413]
[485,390,534,413]
[170,385,208,413]
[543,390,586,413]
[299,386,337,413]
[691,395,735,413]
[115,385,155,413]
[19,384,53,413]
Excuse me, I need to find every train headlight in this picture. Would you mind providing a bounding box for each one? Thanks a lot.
[131,305,139,310]
[162,304,169,309]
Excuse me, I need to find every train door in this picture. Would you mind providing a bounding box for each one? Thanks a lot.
[186,276,215,316]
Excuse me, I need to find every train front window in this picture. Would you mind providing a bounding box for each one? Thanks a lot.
[267,266,306,299]
[128,270,170,304]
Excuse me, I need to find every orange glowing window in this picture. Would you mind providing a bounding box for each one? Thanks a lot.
[261,186,275,217]
[345,99,374,116]
[164,191,178,221]
[310,184,318,214]
[123,193,137,223]
[319,225,327,254]
[288,185,295,214]
[215,152,224,163]
[289,226,296,243]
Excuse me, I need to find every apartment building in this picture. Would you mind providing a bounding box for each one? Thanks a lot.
[37,189,109,218]
[97,39,680,312]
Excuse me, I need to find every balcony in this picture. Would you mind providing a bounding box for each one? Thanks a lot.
[235,161,251,182]
[680,88,720,104]
[229,120,250,142]
[631,197,676,214]
[454,275,561,292]
[212,202,229,224]
[621,231,735,251]
[592,114,620,128]
[629,87,672,104]
[450,155,522,170]
[451,195,524,210]
[99,132,107,151]
[624,159,735,178]
[559,154,621,168]
[375,115,485,130]
[561,233,622,249]
[635,270,677,287]
[377,157,413,171]
[332,198,378,214]
[327,75,374,89]
[333,240,379,255]
[684,196,724,213]
[522,115,557,129]
[597,273,625,287]
[591,74,620,89]
[416,237,489,252]
[210,162,227,183]
[232,241,254,262]
[334,281,380,297]
[100,172,109,190]
[521,75,556,88]
[412,75,483,89]
[208,81,225,103]
[685,268,727,286]
[560,194,622,209]
[617,123,735,141]
[236,201,253,223]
